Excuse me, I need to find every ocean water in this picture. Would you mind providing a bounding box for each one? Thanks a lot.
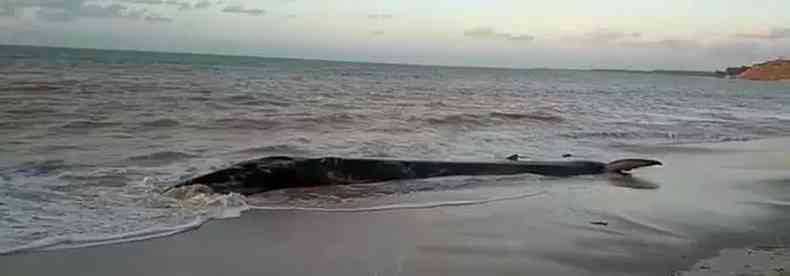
[1,44,790,254]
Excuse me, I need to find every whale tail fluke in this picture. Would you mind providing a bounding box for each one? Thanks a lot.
[605,159,662,174]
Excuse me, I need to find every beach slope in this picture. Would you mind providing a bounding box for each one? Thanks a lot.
[2,138,789,276]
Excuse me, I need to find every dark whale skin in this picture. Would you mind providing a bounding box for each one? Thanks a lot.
[169,156,660,195]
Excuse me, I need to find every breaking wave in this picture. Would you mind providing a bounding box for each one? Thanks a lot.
[0,178,547,255]
[60,120,121,130]
[127,151,200,166]
[0,218,206,255]
[0,181,248,255]
[139,118,182,128]
[419,111,564,128]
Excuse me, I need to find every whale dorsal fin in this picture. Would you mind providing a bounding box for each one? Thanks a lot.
[506,154,521,161]
[605,159,662,174]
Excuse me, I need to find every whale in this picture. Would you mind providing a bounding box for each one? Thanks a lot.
[168,156,662,195]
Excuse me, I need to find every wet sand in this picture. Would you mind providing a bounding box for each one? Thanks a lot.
[678,247,790,276]
[2,138,790,276]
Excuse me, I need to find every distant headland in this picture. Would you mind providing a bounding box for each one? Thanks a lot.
[592,59,790,81]
[716,59,790,81]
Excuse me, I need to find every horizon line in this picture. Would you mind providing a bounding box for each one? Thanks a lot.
[0,43,723,73]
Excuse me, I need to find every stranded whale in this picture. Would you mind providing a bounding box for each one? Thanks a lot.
[168,156,662,195]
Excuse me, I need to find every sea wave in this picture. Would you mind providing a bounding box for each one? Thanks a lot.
[60,119,121,130]
[0,84,62,92]
[292,112,370,125]
[0,179,248,255]
[127,151,199,166]
[204,118,280,130]
[488,111,565,122]
[418,111,564,128]
[233,144,310,155]
[139,118,182,128]
[560,131,656,140]
[57,168,133,187]
[4,107,57,115]
[11,159,77,177]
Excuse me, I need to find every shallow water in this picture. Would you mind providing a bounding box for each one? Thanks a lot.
[1,45,790,254]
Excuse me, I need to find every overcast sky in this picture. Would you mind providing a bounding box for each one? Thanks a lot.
[1,0,789,70]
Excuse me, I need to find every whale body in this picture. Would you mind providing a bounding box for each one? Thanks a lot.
[168,156,662,195]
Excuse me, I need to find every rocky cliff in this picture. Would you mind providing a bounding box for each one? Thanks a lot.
[737,59,790,81]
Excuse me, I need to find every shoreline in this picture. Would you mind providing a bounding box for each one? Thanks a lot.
[1,137,789,275]
[0,135,785,256]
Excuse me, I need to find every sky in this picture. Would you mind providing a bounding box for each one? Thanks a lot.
[1,0,789,70]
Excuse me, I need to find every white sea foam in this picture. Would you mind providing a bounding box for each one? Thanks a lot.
[1,182,546,255]
[0,217,206,255]
[248,190,547,212]
[0,179,250,255]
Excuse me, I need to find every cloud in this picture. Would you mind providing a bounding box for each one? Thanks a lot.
[582,29,641,43]
[368,14,393,20]
[162,0,191,10]
[735,27,790,40]
[618,39,700,51]
[194,1,212,9]
[120,0,191,11]
[34,2,147,22]
[0,0,183,23]
[0,4,15,17]
[145,14,173,23]
[508,34,536,41]
[463,27,534,42]
[656,39,698,48]
[222,5,265,15]
[706,41,760,59]
[122,0,164,4]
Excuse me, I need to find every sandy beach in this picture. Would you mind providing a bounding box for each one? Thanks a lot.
[2,137,789,276]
